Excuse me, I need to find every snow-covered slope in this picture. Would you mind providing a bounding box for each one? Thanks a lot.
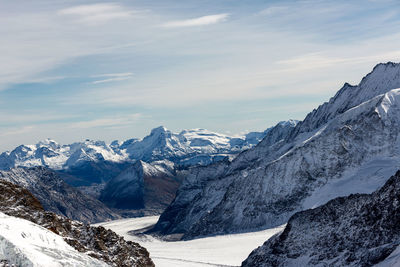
[100,160,182,212]
[0,167,120,223]
[242,170,400,267]
[0,212,109,267]
[0,179,154,267]
[154,62,400,239]
[96,216,284,267]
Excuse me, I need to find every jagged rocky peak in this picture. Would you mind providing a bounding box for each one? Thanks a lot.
[154,62,400,240]
[259,119,299,147]
[242,170,400,267]
[37,138,60,149]
[150,125,169,135]
[0,179,154,267]
[110,139,123,149]
[294,62,400,136]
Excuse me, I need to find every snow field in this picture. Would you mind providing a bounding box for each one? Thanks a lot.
[96,216,284,267]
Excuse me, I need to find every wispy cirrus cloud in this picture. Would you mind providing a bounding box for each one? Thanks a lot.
[69,113,143,129]
[24,76,67,84]
[90,72,133,84]
[0,126,35,138]
[162,13,229,28]
[58,3,134,25]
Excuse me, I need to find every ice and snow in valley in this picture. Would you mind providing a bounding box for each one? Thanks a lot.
[95,216,284,267]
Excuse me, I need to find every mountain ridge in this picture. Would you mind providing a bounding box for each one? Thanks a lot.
[0,166,120,223]
[153,62,400,239]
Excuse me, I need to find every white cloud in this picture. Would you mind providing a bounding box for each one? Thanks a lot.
[91,77,132,84]
[69,113,143,129]
[90,72,133,84]
[24,76,67,84]
[162,13,229,28]
[259,6,288,16]
[58,3,134,25]
[0,126,35,137]
[91,72,133,78]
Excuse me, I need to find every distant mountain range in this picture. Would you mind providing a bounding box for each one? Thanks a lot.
[0,126,276,173]
[0,125,295,220]
[153,62,400,240]
[0,126,286,186]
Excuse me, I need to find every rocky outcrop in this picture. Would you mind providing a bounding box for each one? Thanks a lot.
[0,179,154,267]
[0,167,120,223]
[242,170,400,267]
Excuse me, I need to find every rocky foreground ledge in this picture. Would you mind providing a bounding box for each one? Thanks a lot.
[0,179,154,267]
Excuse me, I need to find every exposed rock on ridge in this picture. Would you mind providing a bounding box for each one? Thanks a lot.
[0,179,154,267]
[242,170,400,267]
[0,166,120,223]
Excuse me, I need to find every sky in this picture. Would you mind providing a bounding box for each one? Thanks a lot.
[1,0,400,151]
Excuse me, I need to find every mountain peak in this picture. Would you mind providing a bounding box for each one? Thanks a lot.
[277,119,299,127]
[150,126,169,135]
[293,62,400,136]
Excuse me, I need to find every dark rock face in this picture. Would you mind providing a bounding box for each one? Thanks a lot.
[0,179,154,267]
[100,160,182,212]
[242,170,400,267]
[0,167,120,223]
[58,161,130,186]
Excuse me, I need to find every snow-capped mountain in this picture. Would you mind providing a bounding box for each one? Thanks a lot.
[0,126,282,188]
[0,167,120,223]
[100,160,182,212]
[153,62,400,239]
[242,170,400,267]
[0,139,124,171]
[0,127,273,172]
[0,179,154,267]
[118,126,277,167]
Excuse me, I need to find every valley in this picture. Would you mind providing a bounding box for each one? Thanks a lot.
[96,216,285,267]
